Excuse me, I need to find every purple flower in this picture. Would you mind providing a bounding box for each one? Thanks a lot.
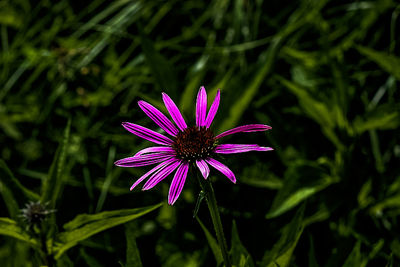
[115,86,273,205]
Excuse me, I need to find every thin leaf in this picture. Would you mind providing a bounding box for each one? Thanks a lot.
[140,31,178,92]
[64,203,162,230]
[261,203,305,267]
[196,216,223,266]
[218,36,281,132]
[356,45,400,81]
[353,111,400,134]
[41,118,71,208]
[179,56,208,115]
[342,241,362,267]
[230,221,255,267]
[0,217,37,246]
[54,203,162,259]
[0,159,40,216]
[125,222,143,267]
[266,160,338,218]
[308,234,319,267]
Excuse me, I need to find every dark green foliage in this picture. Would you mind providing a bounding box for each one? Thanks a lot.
[0,0,399,266]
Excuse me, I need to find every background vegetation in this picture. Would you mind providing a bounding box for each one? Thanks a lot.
[0,0,399,266]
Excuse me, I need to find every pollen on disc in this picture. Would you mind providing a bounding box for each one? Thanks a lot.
[173,126,216,161]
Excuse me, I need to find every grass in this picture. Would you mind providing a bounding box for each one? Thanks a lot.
[0,0,399,266]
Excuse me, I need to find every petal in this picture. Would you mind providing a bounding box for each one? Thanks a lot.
[133,146,175,156]
[162,92,187,131]
[216,124,272,139]
[122,122,173,145]
[205,89,220,128]
[196,159,210,179]
[215,144,274,154]
[168,162,189,205]
[205,158,236,183]
[114,153,173,167]
[142,159,181,190]
[138,100,179,136]
[196,86,207,127]
[130,158,176,190]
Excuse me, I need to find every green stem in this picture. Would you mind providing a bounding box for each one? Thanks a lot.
[40,223,54,267]
[198,176,231,267]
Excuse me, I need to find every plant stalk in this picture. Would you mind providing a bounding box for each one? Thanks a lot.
[198,175,231,267]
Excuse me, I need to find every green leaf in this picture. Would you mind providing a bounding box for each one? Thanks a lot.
[0,159,40,218]
[54,203,162,259]
[125,222,143,267]
[64,203,162,230]
[277,75,345,150]
[196,216,223,266]
[266,160,338,218]
[41,119,71,208]
[307,235,319,267]
[230,221,255,267]
[218,37,281,132]
[140,32,178,92]
[261,203,305,267]
[179,56,208,115]
[369,194,400,216]
[356,45,400,81]
[353,111,400,134]
[0,181,19,219]
[366,239,384,264]
[218,0,328,132]
[0,6,23,28]
[342,241,362,267]
[358,179,374,209]
[80,248,104,267]
[240,163,283,189]
[0,217,37,246]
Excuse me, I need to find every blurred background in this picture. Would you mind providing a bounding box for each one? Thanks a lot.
[0,0,399,266]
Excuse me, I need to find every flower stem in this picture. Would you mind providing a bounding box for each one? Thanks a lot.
[198,175,231,267]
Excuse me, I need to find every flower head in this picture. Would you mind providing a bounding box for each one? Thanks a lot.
[115,86,273,205]
[21,201,56,225]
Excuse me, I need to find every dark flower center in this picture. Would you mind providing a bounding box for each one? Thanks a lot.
[173,126,216,162]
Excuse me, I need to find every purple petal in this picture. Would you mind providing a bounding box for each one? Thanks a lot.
[168,162,189,205]
[205,89,220,128]
[114,153,173,167]
[196,159,210,179]
[162,92,187,131]
[130,159,176,190]
[138,100,179,136]
[134,146,175,157]
[196,86,207,127]
[205,158,236,183]
[142,159,181,190]
[122,122,173,145]
[215,144,274,154]
[216,124,272,139]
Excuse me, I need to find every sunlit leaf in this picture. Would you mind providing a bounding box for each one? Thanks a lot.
[342,241,362,267]
[266,160,338,218]
[230,221,255,267]
[54,203,162,259]
[196,217,223,266]
[0,218,37,246]
[356,45,400,81]
[0,159,40,218]
[64,203,162,231]
[261,203,305,267]
[353,111,400,134]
